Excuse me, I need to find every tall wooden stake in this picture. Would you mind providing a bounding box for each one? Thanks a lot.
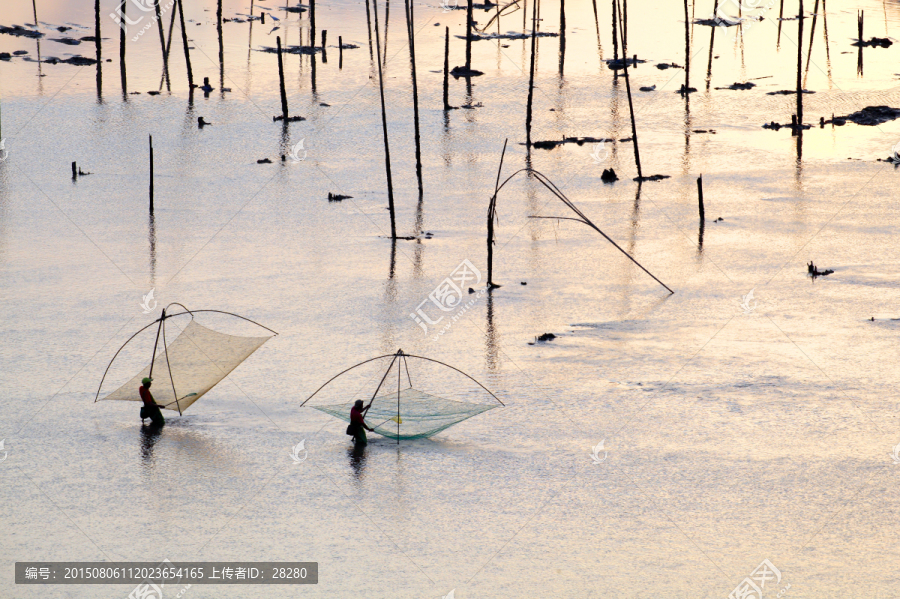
[119,0,127,94]
[277,36,289,120]
[443,26,451,109]
[339,35,343,69]
[405,0,423,198]
[525,0,538,147]
[149,135,154,212]
[615,0,641,179]
[487,140,508,288]
[156,0,170,89]
[797,0,803,126]
[465,0,474,70]
[177,0,194,88]
[373,0,397,238]
[697,175,704,222]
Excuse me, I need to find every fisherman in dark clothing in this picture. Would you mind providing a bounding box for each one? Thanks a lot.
[139,377,166,425]
[348,399,374,445]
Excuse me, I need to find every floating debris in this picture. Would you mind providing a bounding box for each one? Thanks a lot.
[461,102,484,109]
[762,121,811,131]
[634,174,671,182]
[601,168,619,183]
[527,136,614,150]
[460,31,559,41]
[0,24,44,38]
[0,52,10,61]
[605,57,647,70]
[198,117,212,127]
[766,89,815,95]
[715,81,756,90]
[328,193,353,201]
[273,115,305,122]
[807,261,833,277]
[639,85,656,92]
[51,37,81,45]
[692,129,717,133]
[676,84,698,94]
[257,158,273,164]
[825,106,900,126]
[694,17,741,27]
[535,332,556,342]
[450,65,484,78]
[258,45,323,55]
[852,37,892,48]
[34,55,98,65]
[13,50,28,55]
[655,62,683,70]
[339,42,359,49]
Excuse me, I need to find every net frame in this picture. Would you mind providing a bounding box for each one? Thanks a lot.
[94,303,277,415]
[301,349,504,442]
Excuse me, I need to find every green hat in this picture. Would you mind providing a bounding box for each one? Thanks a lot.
[142,377,152,386]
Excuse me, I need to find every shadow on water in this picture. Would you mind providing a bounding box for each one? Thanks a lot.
[348,443,368,479]
[140,422,165,464]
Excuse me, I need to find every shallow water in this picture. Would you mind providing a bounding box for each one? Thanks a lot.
[2,0,900,597]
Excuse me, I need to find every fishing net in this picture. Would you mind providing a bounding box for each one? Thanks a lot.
[303,351,502,440]
[101,320,272,413]
[313,388,497,440]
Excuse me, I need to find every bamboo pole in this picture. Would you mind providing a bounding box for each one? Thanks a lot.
[339,35,343,68]
[373,0,397,238]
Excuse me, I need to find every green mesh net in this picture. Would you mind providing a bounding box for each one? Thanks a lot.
[313,388,497,440]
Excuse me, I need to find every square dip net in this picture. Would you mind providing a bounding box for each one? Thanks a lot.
[303,350,503,441]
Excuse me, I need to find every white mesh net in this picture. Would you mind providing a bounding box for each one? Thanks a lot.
[102,320,272,412]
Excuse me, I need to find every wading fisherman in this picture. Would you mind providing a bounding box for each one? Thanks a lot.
[348,399,374,445]
[139,377,166,426]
